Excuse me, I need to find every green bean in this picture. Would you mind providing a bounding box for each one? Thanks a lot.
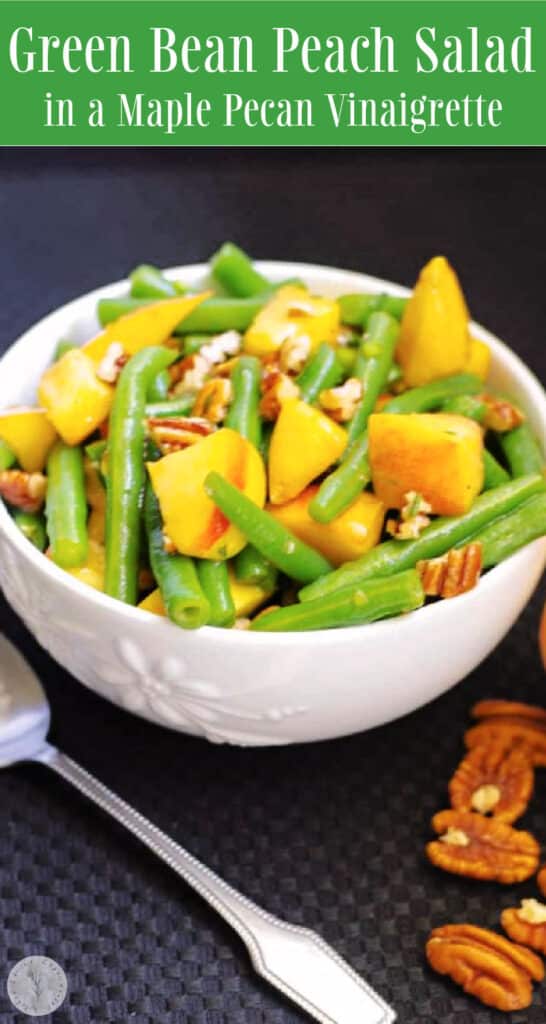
[346,311,399,448]
[309,435,370,525]
[300,474,545,602]
[442,394,488,422]
[46,442,88,569]
[196,559,236,628]
[205,472,332,584]
[498,423,544,477]
[482,449,510,490]
[84,439,107,466]
[145,394,195,419]
[335,347,358,376]
[105,346,176,604]
[144,484,209,628]
[296,343,343,404]
[211,242,270,297]
[182,334,212,356]
[225,355,262,448]
[130,264,184,298]
[12,510,47,551]
[251,570,424,632]
[338,293,408,328]
[54,339,76,361]
[0,439,16,471]
[387,363,403,387]
[98,294,267,334]
[234,544,278,589]
[383,374,482,414]
[147,369,170,402]
[473,493,546,568]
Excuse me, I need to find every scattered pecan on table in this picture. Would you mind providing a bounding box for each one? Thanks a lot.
[465,716,546,767]
[426,923,544,1012]
[426,809,539,884]
[537,865,546,899]
[502,900,546,955]
[471,699,546,724]
[448,745,534,824]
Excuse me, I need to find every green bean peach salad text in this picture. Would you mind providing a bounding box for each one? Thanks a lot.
[0,246,544,631]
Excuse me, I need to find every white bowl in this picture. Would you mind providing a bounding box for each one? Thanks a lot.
[0,262,544,746]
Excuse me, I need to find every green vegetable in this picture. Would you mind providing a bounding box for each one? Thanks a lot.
[0,439,16,471]
[474,493,546,567]
[182,334,212,356]
[338,292,408,328]
[54,339,76,361]
[105,346,176,604]
[482,449,510,490]
[234,544,278,589]
[225,355,262,449]
[211,242,270,297]
[97,295,267,335]
[144,483,209,628]
[334,347,358,376]
[442,394,488,422]
[300,474,545,602]
[205,472,332,584]
[382,373,482,414]
[129,264,184,298]
[12,510,47,551]
[46,441,88,569]
[251,570,424,632]
[346,311,399,448]
[145,394,195,419]
[196,559,236,627]
[147,369,170,402]
[498,423,544,477]
[297,343,343,404]
[309,435,370,525]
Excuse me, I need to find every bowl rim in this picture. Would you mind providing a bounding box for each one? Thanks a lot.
[0,259,544,648]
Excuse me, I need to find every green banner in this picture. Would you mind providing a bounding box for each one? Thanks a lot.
[0,0,544,144]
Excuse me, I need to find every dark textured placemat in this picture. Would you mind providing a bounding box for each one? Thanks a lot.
[0,149,545,1024]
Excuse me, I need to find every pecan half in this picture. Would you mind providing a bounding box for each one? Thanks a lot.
[481,394,525,432]
[426,810,539,883]
[259,368,300,420]
[417,543,482,599]
[147,416,215,454]
[471,699,546,724]
[279,333,311,375]
[96,341,128,383]
[502,901,546,955]
[319,377,362,422]
[465,716,546,767]
[426,923,544,1011]
[192,378,232,424]
[0,470,47,513]
[449,745,534,824]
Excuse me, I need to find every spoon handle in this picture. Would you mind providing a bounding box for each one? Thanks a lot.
[37,744,394,1024]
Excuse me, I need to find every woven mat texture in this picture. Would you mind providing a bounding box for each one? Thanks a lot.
[0,149,545,1024]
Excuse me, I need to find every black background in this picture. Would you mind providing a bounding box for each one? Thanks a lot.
[0,148,545,1024]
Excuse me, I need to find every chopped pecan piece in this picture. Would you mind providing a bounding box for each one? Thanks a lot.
[471,699,546,723]
[502,901,546,955]
[465,716,546,767]
[259,368,300,420]
[147,416,215,454]
[96,341,128,383]
[170,353,210,395]
[481,394,525,432]
[426,809,539,883]
[0,470,47,513]
[279,333,311,375]
[426,922,544,1011]
[199,330,241,366]
[449,745,534,824]
[417,542,482,599]
[192,378,232,424]
[387,491,432,540]
[319,377,362,422]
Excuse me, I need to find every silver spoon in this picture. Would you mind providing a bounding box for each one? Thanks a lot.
[0,632,395,1024]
